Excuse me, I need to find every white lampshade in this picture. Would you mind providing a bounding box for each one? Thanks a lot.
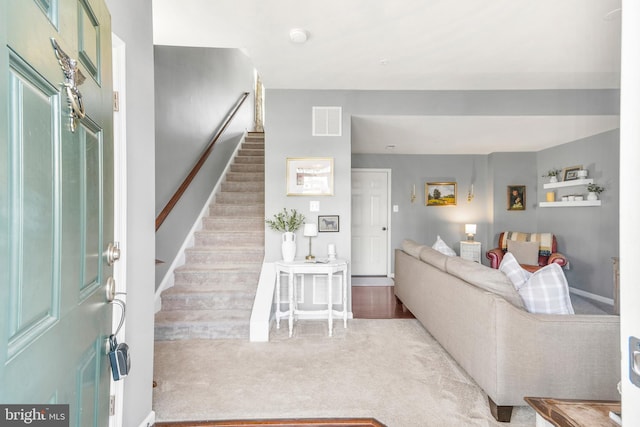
[303,223,318,237]
[465,224,477,235]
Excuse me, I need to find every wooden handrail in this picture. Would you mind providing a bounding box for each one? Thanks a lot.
[155,92,250,231]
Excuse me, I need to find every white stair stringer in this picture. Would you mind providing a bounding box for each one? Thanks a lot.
[155,132,265,340]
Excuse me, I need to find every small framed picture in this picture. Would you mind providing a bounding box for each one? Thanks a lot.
[318,215,339,232]
[426,182,457,206]
[562,165,583,181]
[507,185,526,210]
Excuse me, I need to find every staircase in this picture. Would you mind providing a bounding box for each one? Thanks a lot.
[155,132,265,340]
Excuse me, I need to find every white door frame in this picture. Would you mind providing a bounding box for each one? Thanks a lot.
[109,32,127,427]
[351,168,392,277]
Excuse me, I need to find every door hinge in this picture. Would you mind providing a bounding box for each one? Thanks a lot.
[109,395,115,416]
[113,91,120,112]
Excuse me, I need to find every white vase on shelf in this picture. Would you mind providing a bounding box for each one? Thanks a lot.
[281,232,296,262]
[587,192,599,201]
[549,176,558,183]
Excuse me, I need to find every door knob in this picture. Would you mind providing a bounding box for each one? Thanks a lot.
[382,227,387,231]
[106,242,121,266]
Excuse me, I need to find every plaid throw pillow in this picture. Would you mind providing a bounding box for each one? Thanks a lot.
[432,235,456,257]
[500,252,574,314]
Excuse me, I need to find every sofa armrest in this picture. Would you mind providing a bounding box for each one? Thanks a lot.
[548,252,568,267]
[486,248,504,269]
[493,300,620,406]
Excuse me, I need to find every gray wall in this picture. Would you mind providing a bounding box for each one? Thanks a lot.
[536,130,620,298]
[154,46,255,287]
[267,89,619,300]
[105,0,155,425]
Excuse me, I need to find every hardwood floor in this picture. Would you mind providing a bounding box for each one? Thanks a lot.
[351,285,414,319]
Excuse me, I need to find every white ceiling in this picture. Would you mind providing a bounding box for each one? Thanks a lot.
[152,0,622,154]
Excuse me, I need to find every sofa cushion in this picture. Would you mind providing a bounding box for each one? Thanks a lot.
[499,252,531,290]
[446,256,525,309]
[506,239,540,266]
[432,235,457,257]
[519,263,575,314]
[419,246,449,272]
[402,239,425,258]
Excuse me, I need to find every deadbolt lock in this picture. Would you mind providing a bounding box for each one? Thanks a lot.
[106,242,121,266]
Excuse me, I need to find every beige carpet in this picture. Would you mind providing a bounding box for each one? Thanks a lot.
[153,319,535,426]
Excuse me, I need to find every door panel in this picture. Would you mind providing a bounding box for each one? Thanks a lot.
[351,170,389,276]
[1,0,114,425]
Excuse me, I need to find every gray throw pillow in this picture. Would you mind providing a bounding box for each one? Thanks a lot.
[506,239,540,266]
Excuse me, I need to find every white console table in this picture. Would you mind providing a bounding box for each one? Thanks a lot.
[275,259,348,337]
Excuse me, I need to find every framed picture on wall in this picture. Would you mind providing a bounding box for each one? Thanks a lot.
[426,182,457,206]
[507,185,526,210]
[318,215,339,232]
[286,157,334,196]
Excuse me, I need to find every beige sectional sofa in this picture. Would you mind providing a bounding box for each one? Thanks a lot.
[394,241,620,422]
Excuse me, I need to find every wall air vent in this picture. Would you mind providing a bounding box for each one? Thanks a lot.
[312,106,342,136]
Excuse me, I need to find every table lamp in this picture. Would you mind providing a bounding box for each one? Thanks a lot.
[303,223,318,260]
[465,224,477,241]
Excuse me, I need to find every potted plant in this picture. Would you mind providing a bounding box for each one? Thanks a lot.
[265,208,306,261]
[587,183,605,201]
[542,169,560,183]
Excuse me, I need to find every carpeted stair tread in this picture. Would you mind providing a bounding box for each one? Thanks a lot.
[175,263,263,272]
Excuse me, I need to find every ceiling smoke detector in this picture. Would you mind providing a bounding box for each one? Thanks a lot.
[289,28,308,44]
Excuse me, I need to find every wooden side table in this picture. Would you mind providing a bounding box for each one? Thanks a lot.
[460,241,481,263]
[524,397,621,427]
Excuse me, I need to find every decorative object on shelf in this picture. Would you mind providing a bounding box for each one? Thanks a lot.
[426,182,457,206]
[303,223,318,261]
[587,183,605,201]
[561,165,583,181]
[286,157,334,196]
[542,169,560,183]
[266,208,306,262]
[410,184,416,203]
[327,243,337,260]
[467,183,474,202]
[546,191,555,202]
[507,185,526,210]
[465,224,477,241]
[577,169,588,178]
[318,215,339,232]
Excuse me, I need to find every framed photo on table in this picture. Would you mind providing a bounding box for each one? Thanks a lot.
[286,157,334,196]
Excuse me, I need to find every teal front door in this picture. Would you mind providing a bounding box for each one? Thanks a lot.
[0,1,115,426]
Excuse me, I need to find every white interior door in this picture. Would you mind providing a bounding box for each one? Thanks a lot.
[351,169,390,276]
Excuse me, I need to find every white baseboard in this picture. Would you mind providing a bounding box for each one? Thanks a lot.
[155,133,246,312]
[569,286,614,306]
[250,262,275,342]
[137,410,155,427]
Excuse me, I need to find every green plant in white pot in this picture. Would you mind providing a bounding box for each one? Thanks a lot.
[265,208,305,261]
[587,183,604,201]
[542,169,560,183]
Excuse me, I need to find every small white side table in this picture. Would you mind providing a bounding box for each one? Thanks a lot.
[460,241,482,263]
[275,259,348,337]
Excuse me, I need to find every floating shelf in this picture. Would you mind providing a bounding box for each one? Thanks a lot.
[539,200,601,208]
[543,179,593,189]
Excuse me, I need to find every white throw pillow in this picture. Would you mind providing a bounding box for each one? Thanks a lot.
[432,235,457,257]
[499,252,531,290]
[519,263,574,314]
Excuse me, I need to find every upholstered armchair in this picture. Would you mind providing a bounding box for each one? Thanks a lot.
[486,231,568,272]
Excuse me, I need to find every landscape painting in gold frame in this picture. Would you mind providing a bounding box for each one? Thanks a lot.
[426,182,457,206]
[286,157,334,196]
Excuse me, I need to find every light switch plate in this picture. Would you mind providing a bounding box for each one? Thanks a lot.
[310,201,320,212]
[393,205,399,212]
